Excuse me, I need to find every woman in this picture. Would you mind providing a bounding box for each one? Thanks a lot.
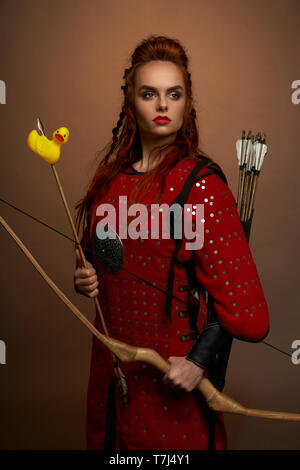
[74,35,269,450]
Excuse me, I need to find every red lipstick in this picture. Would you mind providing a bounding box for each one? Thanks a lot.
[153,116,171,125]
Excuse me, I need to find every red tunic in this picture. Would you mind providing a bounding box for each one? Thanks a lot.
[84,158,269,450]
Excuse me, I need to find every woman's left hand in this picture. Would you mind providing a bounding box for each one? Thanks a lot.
[162,356,205,392]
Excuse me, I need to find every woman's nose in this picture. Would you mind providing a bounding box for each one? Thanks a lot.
[157,95,168,111]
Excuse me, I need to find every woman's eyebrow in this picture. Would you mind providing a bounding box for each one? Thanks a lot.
[138,85,184,92]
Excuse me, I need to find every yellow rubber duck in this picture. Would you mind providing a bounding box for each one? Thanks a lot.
[27,122,69,164]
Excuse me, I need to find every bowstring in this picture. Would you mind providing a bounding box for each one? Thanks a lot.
[0,196,292,359]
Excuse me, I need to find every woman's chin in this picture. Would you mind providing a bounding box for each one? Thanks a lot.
[143,127,178,140]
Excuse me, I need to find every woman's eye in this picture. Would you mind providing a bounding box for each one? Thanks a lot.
[142,91,181,100]
[142,92,154,99]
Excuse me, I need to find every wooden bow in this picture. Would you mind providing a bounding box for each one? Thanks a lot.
[27,117,128,403]
[1,213,300,422]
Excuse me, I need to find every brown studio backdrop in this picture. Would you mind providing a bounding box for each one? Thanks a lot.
[0,0,300,450]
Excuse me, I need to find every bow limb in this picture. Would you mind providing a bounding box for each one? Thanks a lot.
[1,214,300,422]
[49,164,128,402]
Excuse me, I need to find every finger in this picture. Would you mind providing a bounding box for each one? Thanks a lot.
[162,374,179,389]
[77,274,98,285]
[83,281,99,292]
[76,267,96,278]
[165,370,183,389]
[75,282,98,294]
[88,288,99,298]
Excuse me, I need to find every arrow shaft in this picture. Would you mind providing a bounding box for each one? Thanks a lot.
[2,214,300,422]
[50,164,128,402]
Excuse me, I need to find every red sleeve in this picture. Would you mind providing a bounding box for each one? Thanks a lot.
[185,169,269,341]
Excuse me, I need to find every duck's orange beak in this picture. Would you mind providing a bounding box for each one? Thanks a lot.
[55,133,64,142]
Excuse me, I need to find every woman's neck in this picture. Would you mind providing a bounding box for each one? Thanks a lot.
[131,161,156,172]
[133,132,176,172]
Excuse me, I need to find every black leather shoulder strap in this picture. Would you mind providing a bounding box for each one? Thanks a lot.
[164,157,228,323]
[169,158,228,257]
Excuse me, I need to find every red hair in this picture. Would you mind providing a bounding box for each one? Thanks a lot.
[75,35,220,244]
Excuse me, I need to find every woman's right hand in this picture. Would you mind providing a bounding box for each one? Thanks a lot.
[74,248,99,298]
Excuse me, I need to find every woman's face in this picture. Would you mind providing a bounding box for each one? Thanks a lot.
[133,60,186,140]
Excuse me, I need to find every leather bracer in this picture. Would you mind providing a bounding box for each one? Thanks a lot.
[186,321,231,370]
